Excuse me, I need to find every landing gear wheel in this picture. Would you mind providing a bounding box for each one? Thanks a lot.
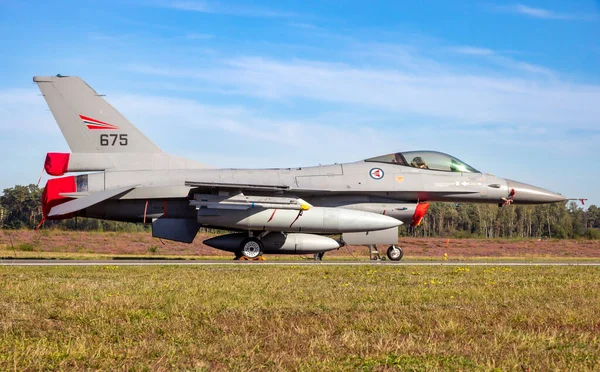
[240,238,263,259]
[387,245,403,261]
[314,252,325,261]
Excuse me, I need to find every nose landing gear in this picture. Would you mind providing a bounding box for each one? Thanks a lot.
[386,245,403,261]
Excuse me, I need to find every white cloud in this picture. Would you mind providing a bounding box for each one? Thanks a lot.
[106,94,404,167]
[0,89,57,133]
[452,46,495,56]
[513,4,573,20]
[165,1,295,18]
[129,54,600,129]
[496,4,596,21]
[451,45,554,75]
[288,22,321,30]
[186,33,214,40]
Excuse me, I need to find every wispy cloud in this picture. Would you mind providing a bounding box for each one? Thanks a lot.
[288,22,321,30]
[165,1,295,18]
[186,33,214,40]
[129,49,599,129]
[0,89,57,134]
[451,45,553,75]
[109,93,400,166]
[514,4,573,20]
[452,46,495,56]
[566,128,600,137]
[498,4,595,21]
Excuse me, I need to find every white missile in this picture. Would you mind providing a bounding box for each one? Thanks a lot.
[196,206,401,233]
[204,233,342,254]
[191,193,311,211]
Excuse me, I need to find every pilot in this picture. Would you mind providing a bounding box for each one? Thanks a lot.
[411,157,429,169]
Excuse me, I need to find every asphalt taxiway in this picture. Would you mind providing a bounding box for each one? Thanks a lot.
[1,259,600,266]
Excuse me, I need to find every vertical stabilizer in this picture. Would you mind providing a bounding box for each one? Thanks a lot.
[34,75,161,154]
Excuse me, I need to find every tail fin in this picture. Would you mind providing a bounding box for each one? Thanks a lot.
[34,75,161,154]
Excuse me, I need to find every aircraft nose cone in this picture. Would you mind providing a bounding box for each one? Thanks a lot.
[506,180,567,204]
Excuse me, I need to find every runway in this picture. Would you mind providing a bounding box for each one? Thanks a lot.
[1,259,600,266]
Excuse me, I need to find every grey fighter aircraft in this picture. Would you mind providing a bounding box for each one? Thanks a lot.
[34,75,568,260]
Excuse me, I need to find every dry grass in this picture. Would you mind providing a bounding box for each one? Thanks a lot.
[1,265,599,370]
[2,229,600,263]
[2,229,600,261]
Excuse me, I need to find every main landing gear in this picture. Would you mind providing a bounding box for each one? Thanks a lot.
[234,235,266,260]
[240,238,262,258]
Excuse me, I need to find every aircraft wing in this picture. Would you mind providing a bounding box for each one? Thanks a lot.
[48,185,136,217]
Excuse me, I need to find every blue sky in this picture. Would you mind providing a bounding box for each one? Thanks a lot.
[1,0,599,206]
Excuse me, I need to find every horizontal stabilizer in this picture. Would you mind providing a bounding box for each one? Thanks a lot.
[152,218,200,243]
[48,185,136,217]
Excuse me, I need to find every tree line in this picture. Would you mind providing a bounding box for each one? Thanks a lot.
[1,184,599,239]
[405,201,600,239]
[0,184,148,232]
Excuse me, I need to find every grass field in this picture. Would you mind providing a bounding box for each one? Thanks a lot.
[1,265,599,370]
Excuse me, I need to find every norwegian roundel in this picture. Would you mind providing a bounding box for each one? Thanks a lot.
[369,168,384,180]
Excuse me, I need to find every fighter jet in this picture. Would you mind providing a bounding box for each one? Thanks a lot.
[34,75,568,260]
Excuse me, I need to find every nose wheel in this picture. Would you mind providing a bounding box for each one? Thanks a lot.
[387,245,403,261]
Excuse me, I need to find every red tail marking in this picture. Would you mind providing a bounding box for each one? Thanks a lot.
[79,114,119,130]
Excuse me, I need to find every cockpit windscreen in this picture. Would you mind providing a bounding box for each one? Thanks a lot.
[365,151,479,173]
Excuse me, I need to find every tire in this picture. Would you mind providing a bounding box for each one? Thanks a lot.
[240,238,263,259]
[387,245,403,261]
[314,252,325,261]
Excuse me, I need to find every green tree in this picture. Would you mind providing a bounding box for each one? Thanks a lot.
[587,205,599,228]
[0,184,43,229]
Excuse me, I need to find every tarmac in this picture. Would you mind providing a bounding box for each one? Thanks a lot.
[1,259,600,266]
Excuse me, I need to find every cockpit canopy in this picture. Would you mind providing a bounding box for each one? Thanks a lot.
[365,151,479,173]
